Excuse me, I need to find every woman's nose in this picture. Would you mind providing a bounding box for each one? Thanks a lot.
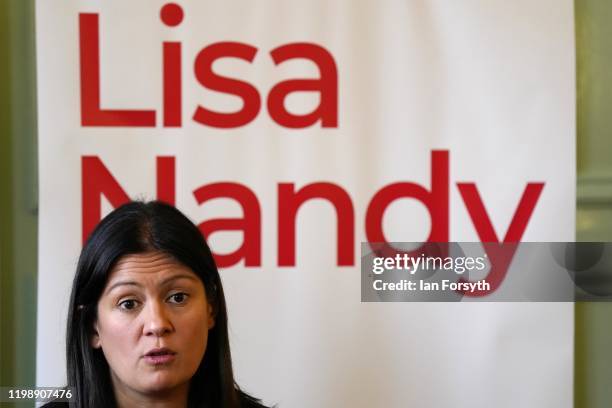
[143,301,174,337]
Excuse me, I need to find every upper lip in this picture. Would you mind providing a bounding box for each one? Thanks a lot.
[144,347,176,357]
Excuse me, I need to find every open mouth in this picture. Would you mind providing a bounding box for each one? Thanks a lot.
[144,348,177,365]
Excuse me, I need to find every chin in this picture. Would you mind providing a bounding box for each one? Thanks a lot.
[140,372,185,394]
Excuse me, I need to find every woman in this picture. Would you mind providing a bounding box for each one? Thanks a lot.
[44,201,270,407]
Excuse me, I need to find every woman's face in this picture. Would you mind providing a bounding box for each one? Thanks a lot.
[91,251,214,399]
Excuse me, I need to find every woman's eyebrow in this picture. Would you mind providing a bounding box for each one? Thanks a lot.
[105,280,142,294]
[104,274,199,294]
[160,274,199,286]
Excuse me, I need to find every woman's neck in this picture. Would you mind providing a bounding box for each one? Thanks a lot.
[112,377,190,408]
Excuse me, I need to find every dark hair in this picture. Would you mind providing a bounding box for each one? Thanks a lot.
[66,201,267,408]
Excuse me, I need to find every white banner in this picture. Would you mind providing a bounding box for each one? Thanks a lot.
[36,1,575,407]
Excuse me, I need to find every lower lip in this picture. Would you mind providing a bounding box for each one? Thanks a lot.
[144,353,176,365]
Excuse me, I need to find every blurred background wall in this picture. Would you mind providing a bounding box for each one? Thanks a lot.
[575,1,612,407]
[0,1,38,405]
[0,0,610,406]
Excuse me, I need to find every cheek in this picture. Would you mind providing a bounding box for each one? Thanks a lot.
[178,310,210,363]
[97,315,141,365]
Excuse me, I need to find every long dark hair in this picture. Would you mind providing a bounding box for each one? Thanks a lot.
[66,201,266,408]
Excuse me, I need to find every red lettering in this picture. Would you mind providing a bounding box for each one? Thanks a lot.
[80,10,338,128]
[193,183,261,267]
[82,156,131,243]
[80,151,545,288]
[79,14,156,127]
[82,156,176,243]
[278,183,354,266]
[365,151,449,245]
[161,3,183,126]
[192,43,261,128]
[156,157,176,205]
[268,43,338,128]
[163,42,182,126]
[160,3,184,27]
[457,182,544,296]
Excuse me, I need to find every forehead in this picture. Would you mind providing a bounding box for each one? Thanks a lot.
[106,251,199,286]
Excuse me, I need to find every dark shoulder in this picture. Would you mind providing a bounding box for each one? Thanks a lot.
[41,391,270,407]
[239,390,274,408]
[40,401,69,407]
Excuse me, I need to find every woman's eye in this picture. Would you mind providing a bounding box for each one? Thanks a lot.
[168,293,189,304]
[118,299,138,311]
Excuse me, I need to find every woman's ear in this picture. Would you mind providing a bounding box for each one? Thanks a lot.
[90,321,102,348]
[207,303,215,330]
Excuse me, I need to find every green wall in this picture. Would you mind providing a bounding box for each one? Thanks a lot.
[0,0,38,398]
[1,1,611,407]
[575,1,612,407]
